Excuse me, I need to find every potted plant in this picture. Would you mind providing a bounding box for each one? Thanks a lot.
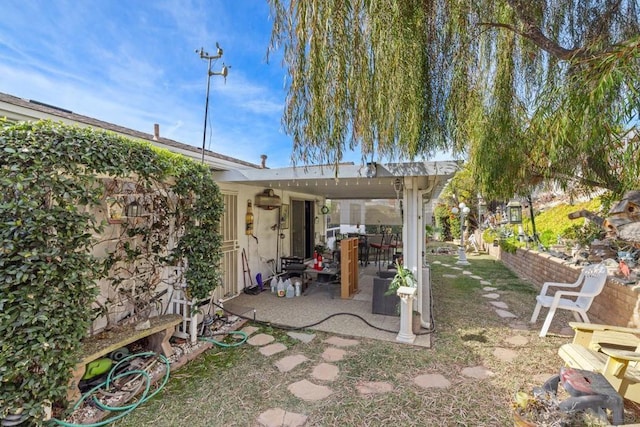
[384,261,421,331]
[385,261,417,295]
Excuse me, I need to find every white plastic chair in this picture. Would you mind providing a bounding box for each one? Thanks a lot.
[530,263,608,337]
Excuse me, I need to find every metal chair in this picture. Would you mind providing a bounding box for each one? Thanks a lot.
[530,263,609,337]
[369,232,392,270]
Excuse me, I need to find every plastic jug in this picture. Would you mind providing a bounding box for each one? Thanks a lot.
[285,281,295,298]
[277,278,286,297]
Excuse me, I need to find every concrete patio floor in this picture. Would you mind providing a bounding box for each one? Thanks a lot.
[225,263,432,347]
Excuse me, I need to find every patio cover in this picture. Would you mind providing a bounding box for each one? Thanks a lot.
[212,160,461,330]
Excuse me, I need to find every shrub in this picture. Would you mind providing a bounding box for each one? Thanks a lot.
[0,120,223,424]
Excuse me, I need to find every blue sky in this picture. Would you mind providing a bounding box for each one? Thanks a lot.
[0,0,300,167]
[0,0,453,168]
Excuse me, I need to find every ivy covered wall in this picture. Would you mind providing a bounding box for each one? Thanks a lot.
[0,119,223,423]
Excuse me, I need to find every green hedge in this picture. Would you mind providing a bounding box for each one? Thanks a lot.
[0,120,223,424]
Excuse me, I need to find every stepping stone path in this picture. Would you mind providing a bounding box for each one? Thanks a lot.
[275,354,310,373]
[482,293,500,299]
[322,347,347,362]
[247,333,275,346]
[356,381,394,395]
[461,366,494,379]
[249,260,550,426]
[490,301,509,309]
[495,309,517,318]
[311,363,339,381]
[242,325,260,336]
[414,374,451,389]
[288,380,333,401]
[256,408,308,427]
[493,347,519,362]
[260,342,288,356]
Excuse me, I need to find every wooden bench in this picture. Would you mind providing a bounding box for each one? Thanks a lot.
[558,322,640,404]
[67,314,182,403]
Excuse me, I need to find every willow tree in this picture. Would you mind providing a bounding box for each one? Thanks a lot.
[268,0,640,198]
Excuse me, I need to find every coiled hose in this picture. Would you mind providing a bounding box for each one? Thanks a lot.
[51,351,170,427]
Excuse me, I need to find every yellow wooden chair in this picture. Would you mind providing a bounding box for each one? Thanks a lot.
[559,322,640,403]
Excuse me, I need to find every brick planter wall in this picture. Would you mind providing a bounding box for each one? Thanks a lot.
[483,239,638,327]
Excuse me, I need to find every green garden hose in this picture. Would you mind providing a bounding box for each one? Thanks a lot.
[199,330,248,347]
[50,352,170,427]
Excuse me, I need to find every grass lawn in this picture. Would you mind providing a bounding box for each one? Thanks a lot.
[108,251,640,426]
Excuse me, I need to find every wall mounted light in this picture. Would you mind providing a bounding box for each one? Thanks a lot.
[126,200,142,218]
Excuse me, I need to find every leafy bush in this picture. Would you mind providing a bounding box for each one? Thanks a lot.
[0,120,223,424]
[523,198,602,247]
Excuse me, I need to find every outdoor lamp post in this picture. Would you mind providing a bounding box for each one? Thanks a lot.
[478,195,487,227]
[451,202,471,265]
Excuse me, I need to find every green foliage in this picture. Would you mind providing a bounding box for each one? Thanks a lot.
[268,1,639,200]
[525,198,603,247]
[385,261,417,296]
[0,120,223,423]
[499,239,519,254]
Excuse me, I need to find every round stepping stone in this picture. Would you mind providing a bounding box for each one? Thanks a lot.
[495,309,517,318]
[287,331,316,343]
[470,275,483,280]
[275,354,310,373]
[482,293,500,299]
[241,325,260,336]
[489,301,509,309]
[256,408,308,427]
[462,270,473,275]
[323,336,360,347]
[442,274,458,278]
[431,260,442,265]
[288,380,333,401]
[480,280,492,285]
[493,347,518,362]
[260,342,288,356]
[450,266,462,270]
[505,335,529,346]
[483,286,498,292]
[311,363,339,381]
[247,333,275,346]
[356,381,394,395]
[321,347,346,362]
[414,374,451,389]
[461,366,494,379]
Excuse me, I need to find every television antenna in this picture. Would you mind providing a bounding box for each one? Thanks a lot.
[196,42,230,163]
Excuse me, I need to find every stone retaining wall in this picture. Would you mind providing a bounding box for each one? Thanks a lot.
[483,239,638,328]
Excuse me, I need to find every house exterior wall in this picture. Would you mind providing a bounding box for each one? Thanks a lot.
[482,237,638,328]
[217,182,324,290]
